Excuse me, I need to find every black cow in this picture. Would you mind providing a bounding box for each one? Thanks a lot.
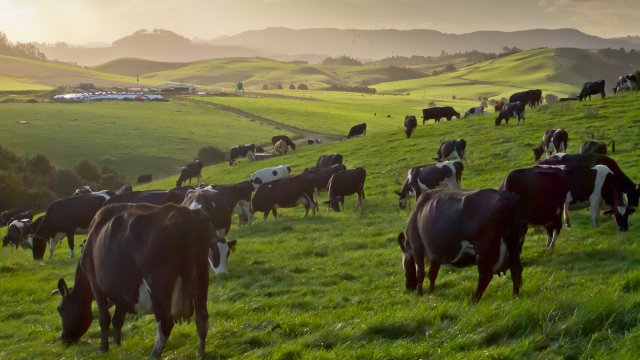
[580,140,615,155]
[251,175,317,219]
[53,203,213,358]
[395,161,464,209]
[1,208,27,227]
[434,139,466,162]
[136,174,152,184]
[509,90,534,105]
[533,129,568,161]
[229,144,256,165]
[495,101,526,125]
[302,164,347,207]
[421,107,460,124]
[176,160,203,187]
[500,167,570,248]
[205,181,255,225]
[529,89,542,108]
[272,135,296,150]
[347,123,367,138]
[579,80,606,101]
[538,153,639,207]
[316,154,343,170]
[397,188,528,302]
[326,168,366,212]
[404,115,418,138]
[29,192,112,259]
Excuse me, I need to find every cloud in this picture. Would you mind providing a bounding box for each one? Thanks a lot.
[537,0,640,36]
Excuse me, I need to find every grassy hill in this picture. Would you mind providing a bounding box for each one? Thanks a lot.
[2,92,640,358]
[92,58,189,77]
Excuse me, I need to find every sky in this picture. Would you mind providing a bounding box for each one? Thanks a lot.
[1,0,639,44]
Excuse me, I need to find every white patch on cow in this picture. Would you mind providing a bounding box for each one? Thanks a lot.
[618,206,627,216]
[188,200,202,210]
[537,164,566,170]
[152,321,167,356]
[450,240,476,264]
[48,232,66,259]
[209,242,230,274]
[589,165,614,227]
[492,238,508,273]
[27,235,34,248]
[134,279,153,315]
[416,177,429,192]
[91,191,112,201]
[555,153,567,159]
[250,165,291,187]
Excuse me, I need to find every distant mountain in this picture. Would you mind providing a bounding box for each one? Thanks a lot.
[207,27,639,59]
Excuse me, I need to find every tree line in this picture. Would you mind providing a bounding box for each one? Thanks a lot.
[0,32,47,61]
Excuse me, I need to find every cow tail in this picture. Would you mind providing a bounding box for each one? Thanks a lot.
[608,140,616,153]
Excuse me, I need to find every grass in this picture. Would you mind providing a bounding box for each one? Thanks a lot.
[2,91,639,358]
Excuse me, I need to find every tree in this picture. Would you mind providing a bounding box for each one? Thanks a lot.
[289,84,296,90]
[297,84,309,90]
[50,169,82,197]
[74,159,100,183]
[197,146,226,166]
[27,154,54,178]
[262,84,269,90]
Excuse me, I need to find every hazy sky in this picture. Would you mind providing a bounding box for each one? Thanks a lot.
[1,0,638,44]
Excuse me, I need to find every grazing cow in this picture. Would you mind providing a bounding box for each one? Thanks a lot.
[509,90,534,105]
[422,107,460,124]
[538,153,640,207]
[434,139,466,162]
[303,164,347,192]
[205,181,255,226]
[347,123,367,138]
[250,165,292,187]
[229,144,256,165]
[272,135,296,150]
[533,129,568,161]
[397,188,528,302]
[136,174,152,184]
[251,175,317,219]
[1,208,28,227]
[274,140,288,155]
[73,186,92,196]
[404,115,418,138]
[103,189,186,207]
[2,218,35,248]
[29,192,112,259]
[176,160,203,187]
[494,101,505,112]
[395,161,464,209]
[613,74,637,94]
[316,154,343,170]
[495,101,526,125]
[499,167,570,248]
[325,168,366,212]
[464,106,484,118]
[579,80,606,101]
[529,89,542,108]
[580,140,615,155]
[53,203,213,358]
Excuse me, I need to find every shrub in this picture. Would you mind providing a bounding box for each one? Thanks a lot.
[262,84,269,90]
[297,84,309,90]
[276,84,284,90]
[289,84,295,90]
[452,95,456,100]
[197,146,226,166]
[545,93,558,105]
[428,101,436,107]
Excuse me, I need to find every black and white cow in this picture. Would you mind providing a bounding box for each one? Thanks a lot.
[251,175,317,219]
[325,168,366,212]
[53,203,214,358]
[176,160,203,187]
[229,144,256,165]
[347,123,367,138]
[1,209,28,227]
[272,135,296,150]
[395,161,464,209]
[316,154,343,170]
[397,188,528,302]
[613,74,637,94]
[404,115,418,138]
[422,107,460,124]
[2,218,39,249]
[434,139,466,162]
[580,140,615,155]
[509,90,535,105]
[205,181,255,226]
[533,129,568,161]
[495,101,526,125]
[579,80,606,101]
[250,165,292,188]
[464,106,484,118]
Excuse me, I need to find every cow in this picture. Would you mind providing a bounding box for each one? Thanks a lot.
[580,140,615,155]
[251,175,317,219]
[421,107,460,124]
[316,154,343,170]
[397,188,528,302]
[73,186,92,196]
[302,164,347,206]
[5,210,33,225]
[28,192,113,260]
[2,218,35,249]
[495,101,526,125]
[103,189,186,207]
[494,101,505,112]
[395,161,464,209]
[325,168,366,212]
[176,160,203,187]
[274,140,288,155]
[529,89,542,108]
[579,80,606,101]
[434,139,466,162]
[205,181,255,226]
[499,167,570,248]
[533,129,568,161]
[404,115,418,138]
[272,135,296,150]
[538,153,640,207]
[229,144,256,165]
[1,208,28,227]
[250,165,292,188]
[52,203,214,358]
[464,106,484,118]
[613,74,637,94]
[136,174,152,184]
[509,90,534,105]
[347,123,367,138]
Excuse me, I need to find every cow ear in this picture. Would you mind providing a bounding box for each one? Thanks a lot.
[55,278,69,297]
[228,239,237,252]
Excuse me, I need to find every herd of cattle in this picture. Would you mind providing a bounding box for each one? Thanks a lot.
[1,77,637,357]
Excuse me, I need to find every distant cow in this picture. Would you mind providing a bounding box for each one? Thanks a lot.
[509,90,534,105]
[136,174,152,184]
[613,74,637,94]
[229,144,256,165]
[580,140,615,155]
[53,203,213,358]
[494,101,505,112]
[434,139,466,162]
[3,218,35,248]
[251,175,317,219]
[422,107,460,124]
[495,101,526,125]
[326,168,366,212]
[464,106,484,118]
[500,167,570,248]
[274,140,288,155]
[529,89,542,108]
[316,154,343,170]
[533,129,568,161]
[1,209,28,227]
[176,160,203,187]
[395,161,464,209]
[347,123,367,138]
[397,188,528,302]
[272,135,296,150]
[579,80,606,101]
[250,165,292,187]
[404,115,418,138]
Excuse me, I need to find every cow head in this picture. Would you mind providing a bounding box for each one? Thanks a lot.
[405,127,413,138]
[603,207,635,232]
[494,116,502,126]
[397,233,417,291]
[324,197,342,212]
[532,145,545,161]
[209,238,237,275]
[2,235,8,247]
[28,234,47,259]
[53,278,93,345]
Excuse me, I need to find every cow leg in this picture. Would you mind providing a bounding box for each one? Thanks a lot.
[149,283,174,358]
[193,259,209,358]
[564,194,572,228]
[545,226,559,249]
[413,247,426,296]
[272,208,278,218]
[473,254,495,302]
[49,237,57,260]
[112,306,126,346]
[508,251,523,298]
[591,199,600,227]
[427,261,441,294]
[67,232,75,258]
[92,286,112,352]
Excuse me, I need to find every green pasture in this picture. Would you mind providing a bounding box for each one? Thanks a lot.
[2,92,640,358]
